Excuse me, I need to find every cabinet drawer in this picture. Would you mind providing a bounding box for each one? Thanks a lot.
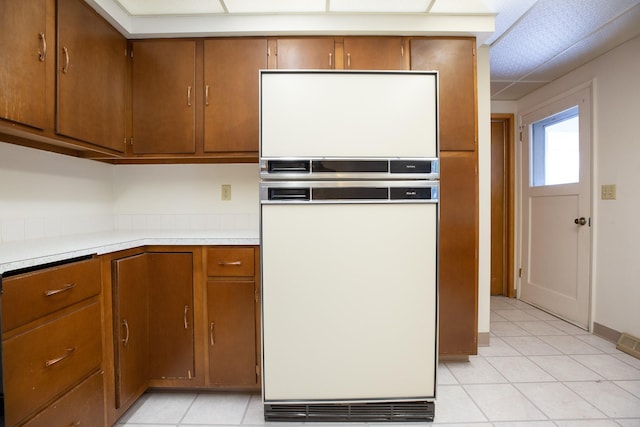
[207,247,255,277]
[2,257,101,332]
[23,370,105,427]
[3,301,102,426]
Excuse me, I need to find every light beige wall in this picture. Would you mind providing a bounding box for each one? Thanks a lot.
[516,35,640,338]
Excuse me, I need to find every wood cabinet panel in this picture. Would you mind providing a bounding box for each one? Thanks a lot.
[132,40,196,154]
[3,302,102,426]
[0,0,48,129]
[2,257,100,332]
[203,38,267,153]
[207,247,255,277]
[147,252,195,380]
[57,0,126,152]
[343,37,405,70]
[207,280,257,386]
[439,151,478,355]
[410,38,476,151]
[112,254,149,409]
[23,370,105,427]
[275,38,336,69]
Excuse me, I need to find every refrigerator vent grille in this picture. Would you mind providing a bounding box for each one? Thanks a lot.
[264,401,435,422]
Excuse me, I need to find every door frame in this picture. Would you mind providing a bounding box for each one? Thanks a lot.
[491,113,516,298]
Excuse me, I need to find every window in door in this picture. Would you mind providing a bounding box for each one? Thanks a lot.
[531,106,579,187]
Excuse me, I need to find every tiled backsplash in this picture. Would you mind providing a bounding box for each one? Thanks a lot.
[0,143,260,244]
[0,215,114,243]
[113,213,258,232]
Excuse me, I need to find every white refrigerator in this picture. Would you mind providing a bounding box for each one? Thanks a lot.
[259,70,439,422]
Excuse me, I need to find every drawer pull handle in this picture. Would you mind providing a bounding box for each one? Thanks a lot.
[44,283,76,296]
[210,321,215,346]
[122,319,130,347]
[218,261,242,266]
[45,347,76,367]
[184,305,189,329]
[205,84,210,106]
[187,85,192,106]
[67,422,80,427]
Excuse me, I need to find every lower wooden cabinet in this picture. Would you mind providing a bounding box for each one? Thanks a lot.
[23,370,105,427]
[1,257,104,427]
[147,252,195,381]
[207,280,258,386]
[206,246,261,388]
[112,253,149,410]
[106,246,259,424]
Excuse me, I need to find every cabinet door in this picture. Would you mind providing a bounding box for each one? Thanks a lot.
[0,0,48,129]
[207,281,257,386]
[343,37,405,70]
[203,38,267,153]
[113,254,149,409]
[148,253,194,380]
[57,0,126,152]
[132,40,196,154]
[276,38,335,69]
[439,151,478,355]
[411,38,476,151]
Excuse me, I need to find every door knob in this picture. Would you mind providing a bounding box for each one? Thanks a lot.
[574,217,587,226]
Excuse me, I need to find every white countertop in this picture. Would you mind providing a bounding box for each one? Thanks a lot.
[0,229,260,274]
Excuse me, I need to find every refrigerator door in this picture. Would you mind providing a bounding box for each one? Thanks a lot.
[261,202,437,402]
[260,71,438,159]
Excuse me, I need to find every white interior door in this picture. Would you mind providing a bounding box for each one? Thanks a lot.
[520,87,591,328]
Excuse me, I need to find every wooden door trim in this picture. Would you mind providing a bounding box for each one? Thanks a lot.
[491,113,515,298]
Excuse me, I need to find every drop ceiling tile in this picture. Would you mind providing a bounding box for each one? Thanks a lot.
[223,0,326,14]
[526,3,640,82]
[429,0,492,14]
[490,0,640,80]
[329,0,431,13]
[491,81,548,101]
[116,0,225,15]
[490,80,513,96]
[482,0,537,46]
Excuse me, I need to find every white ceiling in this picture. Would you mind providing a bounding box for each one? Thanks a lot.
[86,0,640,100]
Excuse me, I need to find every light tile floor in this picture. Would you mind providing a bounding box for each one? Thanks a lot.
[116,296,640,426]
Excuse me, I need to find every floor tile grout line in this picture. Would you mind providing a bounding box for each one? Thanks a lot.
[177,391,199,425]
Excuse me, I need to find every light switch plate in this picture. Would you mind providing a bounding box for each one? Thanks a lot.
[601,184,616,200]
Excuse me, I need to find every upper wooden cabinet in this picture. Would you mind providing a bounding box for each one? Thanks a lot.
[410,38,476,151]
[274,38,336,69]
[131,40,197,154]
[203,39,267,154]
[57,0,127,153]
[343,37,406,70]
[0,0,49,130]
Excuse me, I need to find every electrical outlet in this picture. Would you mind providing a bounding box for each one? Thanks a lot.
[601,184,616,200]
[221,184,232,201]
